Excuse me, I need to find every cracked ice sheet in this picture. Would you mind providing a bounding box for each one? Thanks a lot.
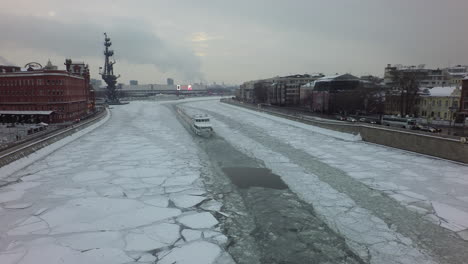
[158,241,222,264]
[0,109,111,181]
[190,100,468,233]
[205,109,435,264]
[0,100,231,264]
[0,240,133,264]
[432,202,468,232]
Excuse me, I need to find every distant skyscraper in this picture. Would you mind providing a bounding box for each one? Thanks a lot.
[129,80,138,85]
[167,78,174,85]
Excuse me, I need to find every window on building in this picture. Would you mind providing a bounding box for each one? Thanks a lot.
[444,113,447,119]
[445,100,448,107]
[437,112,441,118]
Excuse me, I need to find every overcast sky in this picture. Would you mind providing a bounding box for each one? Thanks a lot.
[1,0,468,85]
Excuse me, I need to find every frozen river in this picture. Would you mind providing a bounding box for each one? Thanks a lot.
[1,97,468,264]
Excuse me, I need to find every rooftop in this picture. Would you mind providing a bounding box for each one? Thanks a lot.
[424,86,459,97]
[315,73,359,83]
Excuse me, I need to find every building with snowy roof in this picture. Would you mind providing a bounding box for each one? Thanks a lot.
[417,86,461,121]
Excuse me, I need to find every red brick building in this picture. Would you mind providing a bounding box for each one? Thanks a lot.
[461,77,468,112]
[453,76,468,124]
[0,60,95,123]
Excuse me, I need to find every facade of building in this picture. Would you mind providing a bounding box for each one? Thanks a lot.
[0,60,94,123]
[300,74,361,113]
[421,68,449,88]
[239,81,256,103]
[384,64,450,88]
[417,87,460,122]
[129,80,138,85]
[0,65,21,73]
[239,74,324,105]
[269,74,324,106]
[446,65,468,88]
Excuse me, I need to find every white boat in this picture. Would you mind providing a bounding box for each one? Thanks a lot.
[191,114,213,137]
[176,106,213,137]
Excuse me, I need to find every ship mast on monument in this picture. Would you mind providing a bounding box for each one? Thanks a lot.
[100,33,121,104]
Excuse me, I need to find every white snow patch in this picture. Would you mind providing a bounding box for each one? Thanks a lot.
[56,231,124,250]
[200,199,223,212]
[0,190,25,204]
[0,109,110,180]
[40,197,181,234]
[221,102,360,141]
[432,202,468,232]
[138,254,157,262]
[72,170,111,182]
[3,203,33,209]
[171,194,206,208]
[125,223,180,251]
[182,229,202,242]
[178,212,219,229]
[163,175,199,187]
[142,197,169,207]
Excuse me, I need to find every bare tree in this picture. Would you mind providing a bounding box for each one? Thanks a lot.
[389,69,421,116]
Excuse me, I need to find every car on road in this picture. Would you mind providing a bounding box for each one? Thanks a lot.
[335,115,346,121]
[346,117,357,122]
[358,117,377,123]
[413,124,441,133]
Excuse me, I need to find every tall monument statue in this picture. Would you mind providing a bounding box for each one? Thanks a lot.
[100,33,121,103]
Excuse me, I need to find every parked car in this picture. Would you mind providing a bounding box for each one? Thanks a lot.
[414,125,441,133]
[335,115,346,121]
[346,117,357,122]
[358,117,367,122]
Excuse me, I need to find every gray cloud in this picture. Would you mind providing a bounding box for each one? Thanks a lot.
[0,14,203,80]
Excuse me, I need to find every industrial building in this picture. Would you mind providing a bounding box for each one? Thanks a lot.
[0,60,95,123]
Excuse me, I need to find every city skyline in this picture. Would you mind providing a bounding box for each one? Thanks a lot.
[1,0,468,85]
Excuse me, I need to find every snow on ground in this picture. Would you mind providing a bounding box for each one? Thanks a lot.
[190,100,468,234]
[194,105,434,263]
[225,103,361,141]
[183,99,468,263]
[0,101,232,264]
